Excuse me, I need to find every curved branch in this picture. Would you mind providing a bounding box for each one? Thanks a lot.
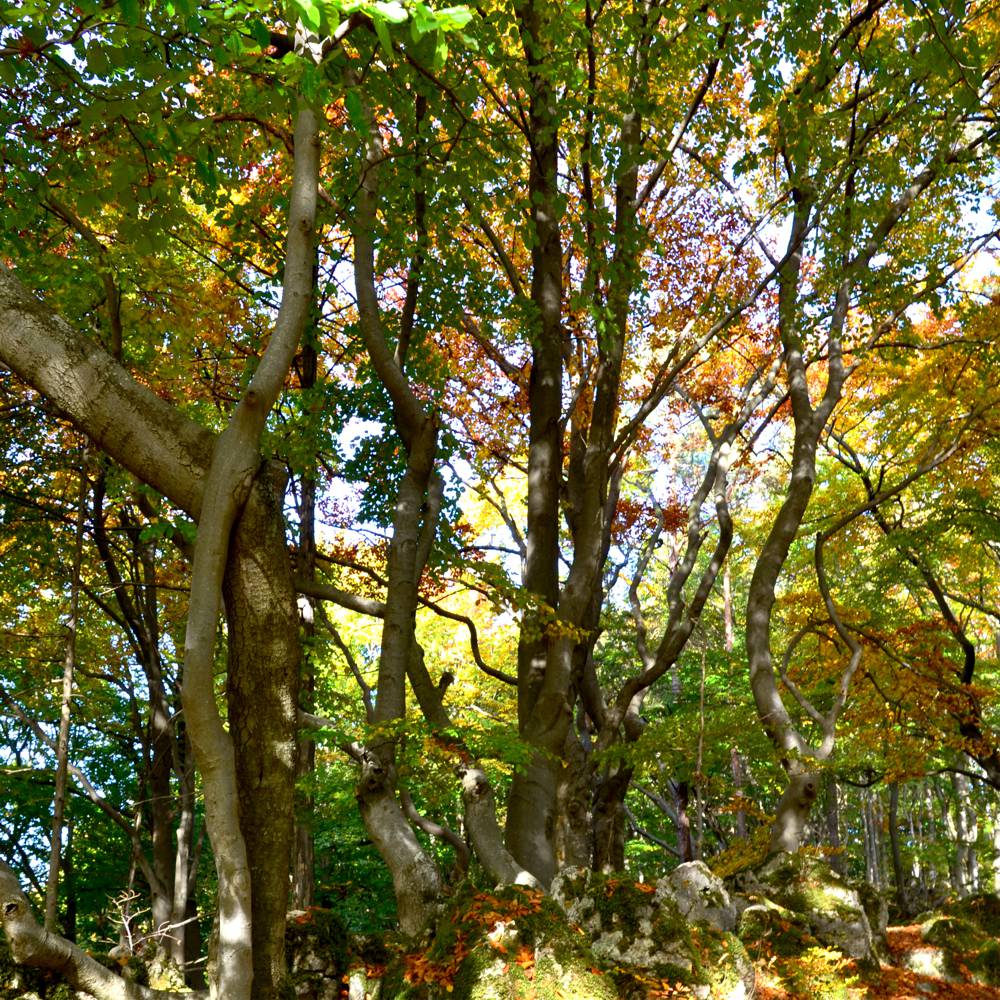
[180,103,318,1000]
[1,860,202,1000]
[400,788,470,873]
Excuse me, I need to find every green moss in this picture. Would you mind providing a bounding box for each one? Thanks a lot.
[966,940,1000,986]
[922,914,982,952]
[945,894,1000,937]
[920,906,1000,987]
[695,926,752,994]
[451,943,527,999]
[740,899,817,955]
[533,953,618,1000]
[583,873,655,940]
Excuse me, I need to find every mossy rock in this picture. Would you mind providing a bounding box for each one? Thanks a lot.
[754,854,877,965]
[739,902,859,999]
[380,879,755,1000]
[285,907,350,998]
[661,861,737,933]
[922,914,983,953]
[758,855,859,920]
[944,894,1000,937]
[739,898,817,959]
[552,869,753,998]
[919,906,1000,986]
[379,884,617,1000]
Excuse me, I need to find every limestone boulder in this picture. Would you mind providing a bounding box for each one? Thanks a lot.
[659,861,738,933]
[552,867,754,1000]
[753,853,879,964]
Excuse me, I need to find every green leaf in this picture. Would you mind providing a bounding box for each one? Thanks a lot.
[249,18,271,47]
[374,16,393,57]
[433,5,473,30]
[118,0,140,25]
[294,0,322,32]
[410,1,437,38]
[432,29,448,70]
[344,88,365,130]
[85,43,112,78]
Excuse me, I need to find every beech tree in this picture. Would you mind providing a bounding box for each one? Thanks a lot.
[1,1,999,997]
[730,0,1000,851]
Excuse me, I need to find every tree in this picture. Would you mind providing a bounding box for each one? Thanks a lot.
[1,2,999,996]
[0,4,319,995]
[738,0,999,851]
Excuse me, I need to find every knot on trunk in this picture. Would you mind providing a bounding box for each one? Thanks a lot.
[356,749,391,797]
[459,766,490,803]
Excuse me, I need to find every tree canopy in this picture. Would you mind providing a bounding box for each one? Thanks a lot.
[0,1,999,998]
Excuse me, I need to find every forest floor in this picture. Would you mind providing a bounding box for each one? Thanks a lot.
[751,925,1000,1000]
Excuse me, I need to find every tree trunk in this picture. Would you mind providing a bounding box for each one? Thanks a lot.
[592,766,632,873]
[731,750,748,840]
[293,351,318,910]
[354,748,442,937]
[172,733,198,978]
[823,776,846,875]
[224,473,301,998]
[991,801,1000,894]
[505,0,567,887]
[948,770,977,898]
[674,781,694,862]
[63,822,76,943]
[888,783,907,914]
[0,102,318,992]
[2,861,203,1000]
[555,737,592,870]
[769,770,820,855]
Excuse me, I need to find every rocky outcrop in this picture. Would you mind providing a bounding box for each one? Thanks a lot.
[378,884,618,1000]
[284,909,350,1000]
[899,895,1000,986]
[735,853,880,965]
[552,867,753,999]
[663,861,738,933]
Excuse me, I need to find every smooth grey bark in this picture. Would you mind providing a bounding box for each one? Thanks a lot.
[180,103,317,1000]
[348,83,446,932]
[351,745,443,937]
[947,769,978,898]
[461,767,540,888]
[0,265,214,516]
[768,771,820,855]
[0,100,319,1000]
